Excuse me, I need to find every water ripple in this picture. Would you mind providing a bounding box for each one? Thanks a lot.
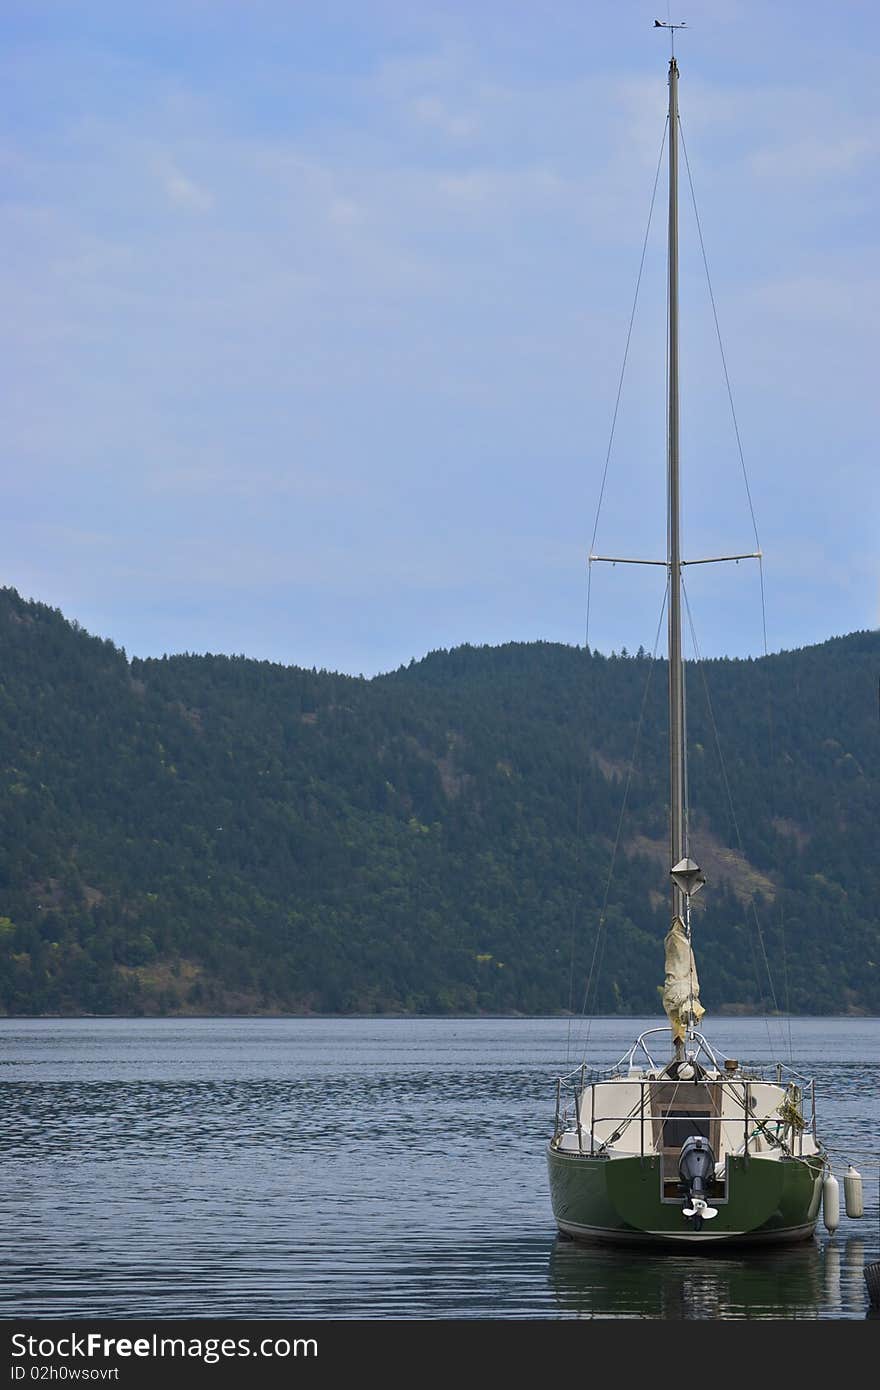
[0,1017,876,1318]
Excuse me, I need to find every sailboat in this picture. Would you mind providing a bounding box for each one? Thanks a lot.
[547,46,833,1247]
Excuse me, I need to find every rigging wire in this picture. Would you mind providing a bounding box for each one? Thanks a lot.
[678,119,762,559]
[564,653,589,1066]
[757,559,794,1063]
[585,116,668,653]
[679,115,793,1060]
[575,580,670,1067]
[681,579,787,1060]
[570,111,669,1064]
[577,99,796,1060]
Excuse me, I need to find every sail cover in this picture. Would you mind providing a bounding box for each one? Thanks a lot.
[662,916,705,1042]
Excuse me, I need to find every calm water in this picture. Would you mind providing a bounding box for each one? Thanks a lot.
[0,1016,876,1320]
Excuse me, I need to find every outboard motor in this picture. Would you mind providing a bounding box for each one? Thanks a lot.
[678,1135,718,1228]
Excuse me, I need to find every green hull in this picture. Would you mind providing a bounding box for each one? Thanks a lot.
[547,1147,824,1247]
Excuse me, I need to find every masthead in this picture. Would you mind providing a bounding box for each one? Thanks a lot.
[654,18,687,58]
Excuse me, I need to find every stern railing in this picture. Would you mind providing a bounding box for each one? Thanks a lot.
[551,1053,816,1160]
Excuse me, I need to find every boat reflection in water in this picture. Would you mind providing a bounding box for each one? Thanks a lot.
[548,1234,869,1319]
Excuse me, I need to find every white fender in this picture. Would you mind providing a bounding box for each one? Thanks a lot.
[822,1173,840,1233]
[844,1165,863,1219]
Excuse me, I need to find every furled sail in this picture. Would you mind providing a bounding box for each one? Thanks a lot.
[662,915,705,1042]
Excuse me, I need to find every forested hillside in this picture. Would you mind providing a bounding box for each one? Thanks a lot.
[0,586,877,1016]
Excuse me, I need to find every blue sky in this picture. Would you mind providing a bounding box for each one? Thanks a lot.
[3,0,878,673]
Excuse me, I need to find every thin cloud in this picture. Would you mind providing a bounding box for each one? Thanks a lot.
[413,96,477,139]
[155,156,214,212]
[751,133,880,180]
[2,2,877,670]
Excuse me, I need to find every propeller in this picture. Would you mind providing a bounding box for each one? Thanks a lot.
[682,1196,718,1220]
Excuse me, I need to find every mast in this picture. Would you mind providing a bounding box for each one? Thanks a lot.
[667,56,685,924]
[596,38,715,1052]
[661,49,708,1055]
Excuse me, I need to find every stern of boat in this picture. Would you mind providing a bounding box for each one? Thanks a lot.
[548,1028,825,1247]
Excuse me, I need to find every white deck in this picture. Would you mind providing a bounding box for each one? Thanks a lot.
[554,1071,821,1164]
